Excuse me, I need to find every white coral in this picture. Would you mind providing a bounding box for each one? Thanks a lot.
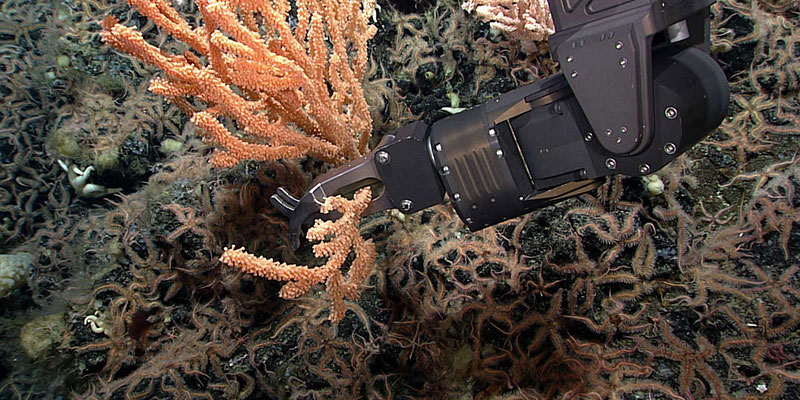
[462,0,555,52]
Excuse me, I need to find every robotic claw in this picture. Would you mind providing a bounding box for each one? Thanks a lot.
[271,0,730,248]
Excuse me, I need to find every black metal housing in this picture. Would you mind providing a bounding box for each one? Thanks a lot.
[547,0,716,155]
[428,46,727,231]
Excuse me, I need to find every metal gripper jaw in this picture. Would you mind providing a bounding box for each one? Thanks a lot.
[270,122,447,248]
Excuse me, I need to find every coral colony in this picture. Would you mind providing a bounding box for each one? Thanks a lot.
[0,0,798,399]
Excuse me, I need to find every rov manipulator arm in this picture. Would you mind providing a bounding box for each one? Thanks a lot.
[271,0,730,243]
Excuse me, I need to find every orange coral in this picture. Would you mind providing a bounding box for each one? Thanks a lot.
[220,187,376,322]
[101,0,376,167]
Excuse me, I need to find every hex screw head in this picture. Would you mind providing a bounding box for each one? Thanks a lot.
[400,199,413,212]
[376,150,390,164]
[639,163,651,174]
[665,106,678,120]
[605,158,617,170]
[664,142,677,155]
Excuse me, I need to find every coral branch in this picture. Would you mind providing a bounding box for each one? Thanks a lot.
[461,0,554,51]
[220,187,376,322]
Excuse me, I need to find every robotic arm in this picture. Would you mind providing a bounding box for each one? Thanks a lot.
[272,0,730,247]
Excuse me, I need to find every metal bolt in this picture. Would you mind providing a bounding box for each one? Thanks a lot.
[620,126,628,134]
[605,158,617,170]
[639,164,651,174]
[615,41,624,50]
[570,71,578,78]
[665,106,678,120]
[566,55,574,62]
[490,197,496,203]
[441,165,450,174]
[584,132,594,142]
[488,128,496,137]
[400,199,413,211]
[606,128,613,136]
[518,196,524,201]
[619,57,628,68]
[465,217,473,224]
[435,143,442,151]
[664,142,677,154]
[453,192,461,201]
[376,151,390,164]
[495,149,504,158]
